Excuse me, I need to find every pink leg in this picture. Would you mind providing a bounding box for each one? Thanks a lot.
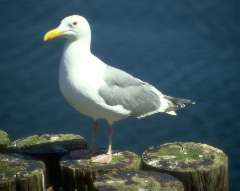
[91,126,113,164]
[107,127,113,155]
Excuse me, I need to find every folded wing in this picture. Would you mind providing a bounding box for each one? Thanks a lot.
[99,66,161,118]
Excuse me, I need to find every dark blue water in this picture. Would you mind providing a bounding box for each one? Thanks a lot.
[0,0,239,189]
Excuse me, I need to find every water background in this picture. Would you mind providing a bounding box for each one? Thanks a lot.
[0,0,239,190]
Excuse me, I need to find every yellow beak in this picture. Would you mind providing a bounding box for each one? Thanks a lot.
[43,28,64,41]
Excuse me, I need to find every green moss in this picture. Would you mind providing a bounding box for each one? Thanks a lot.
[14,135,49,147]
[143,142,227,172]
[0,130,10,148]
[131,176,161,191]
[12,134,83,147]
[94,171,183,191]
[90,151,140,170]
[156,145,207,161]
[95,172,159,191]
[100,179,160,191]
[111,154,128,164]
[0,161,25,178]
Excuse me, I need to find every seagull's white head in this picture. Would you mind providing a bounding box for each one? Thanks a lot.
[44,15,91,42]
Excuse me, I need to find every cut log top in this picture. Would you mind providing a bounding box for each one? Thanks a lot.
[8,134,87,156]
[60,150,141,191]
[94,170,184,191]
[61,150,141,172]
[142,142,227,172]
[142,142,228,191]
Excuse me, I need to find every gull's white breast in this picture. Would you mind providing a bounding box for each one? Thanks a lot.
[58,42,130,123]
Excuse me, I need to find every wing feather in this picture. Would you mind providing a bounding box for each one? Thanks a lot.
[99,66,161,117]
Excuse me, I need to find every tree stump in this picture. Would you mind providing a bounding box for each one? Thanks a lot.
[93,170,184,191]
[142,142,228,191]
[8,134,87,190]
[0,130,10,151]
[0,154,45,191]
[60,150,141,191]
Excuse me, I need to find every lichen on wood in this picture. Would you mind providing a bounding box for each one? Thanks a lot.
[142,142,228,191]
[0,154,45,191]
[93,170,184,191]
[60,150,141,191]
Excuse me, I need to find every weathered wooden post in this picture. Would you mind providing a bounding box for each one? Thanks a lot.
[8,134,87,190]
[60,150,141,191]
[1,129,229,191]
[0,154,45,191]
[141,142,228,191]
[93,170,184,191]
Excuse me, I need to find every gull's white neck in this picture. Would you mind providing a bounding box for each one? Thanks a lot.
[60,36,93,78]
[64,35,91,57]
[60,36,92,82]
[59,34,106,90]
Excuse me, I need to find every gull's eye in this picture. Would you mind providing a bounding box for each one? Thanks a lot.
[73,21,78,26]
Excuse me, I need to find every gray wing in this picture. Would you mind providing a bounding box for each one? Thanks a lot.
[99,66,161,117]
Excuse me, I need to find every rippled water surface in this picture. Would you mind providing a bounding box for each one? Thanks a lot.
[0,0,239,190]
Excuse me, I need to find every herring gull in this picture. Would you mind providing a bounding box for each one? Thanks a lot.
[43,15,194,163]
